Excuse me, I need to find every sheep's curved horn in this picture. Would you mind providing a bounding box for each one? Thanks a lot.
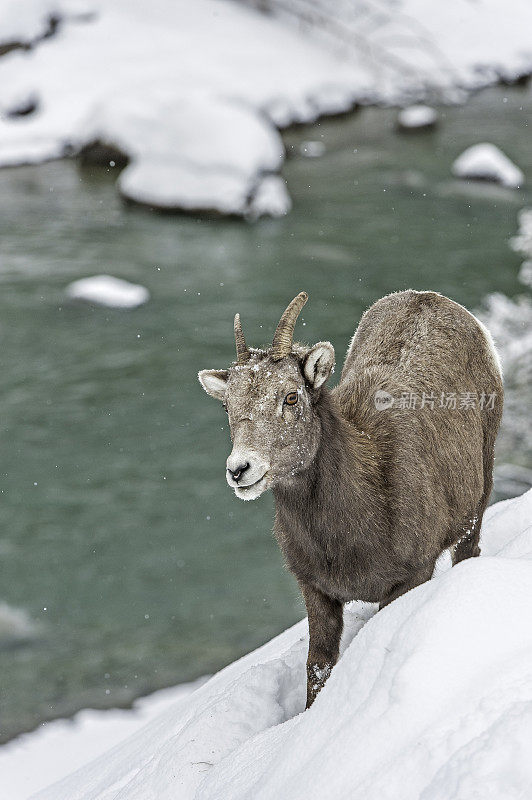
[271,291,308,361]
[234,313,251,364]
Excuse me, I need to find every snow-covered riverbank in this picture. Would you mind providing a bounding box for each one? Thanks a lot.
[1,0,532,215]
[2,488,528,799]
[0,679,207,800]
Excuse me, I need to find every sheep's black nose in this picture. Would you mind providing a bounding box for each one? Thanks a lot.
[227,463,250,483]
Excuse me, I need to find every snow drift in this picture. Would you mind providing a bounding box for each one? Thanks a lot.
[1,0,532,215]
[32,488,532,800]
[1,680,206,800]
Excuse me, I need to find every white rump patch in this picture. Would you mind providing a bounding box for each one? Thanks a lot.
[461,308,503,379]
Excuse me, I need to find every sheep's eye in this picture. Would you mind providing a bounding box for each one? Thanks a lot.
[284,391,298,406]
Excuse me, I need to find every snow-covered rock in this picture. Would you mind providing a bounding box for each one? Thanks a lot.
[510,207,532,256]
[66,276,150,308]
[518,260,532,288]
[479,291,532,446]
[29,489,532,800]
[247,174,292,219]
[1,0,532,215]
[0,0,365,214]
[397,104,438,130]
[114,97,284,215]
[510,208,532,286]
[452,143,524,188]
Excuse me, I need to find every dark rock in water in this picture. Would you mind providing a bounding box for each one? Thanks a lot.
[499,72,530,87]
[78,140,130,169]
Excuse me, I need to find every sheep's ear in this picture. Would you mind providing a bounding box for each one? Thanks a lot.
[198,369,229,401]
[304,342,335,389]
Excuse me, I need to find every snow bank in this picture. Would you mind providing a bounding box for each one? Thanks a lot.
[452,143,525,188]
[1,680,206,800]
[479,208,532,494]
[0,0,366,215]
[1,0,532,215]
[66,275,150,308]
[0,0,60,49]
[31,489,532,800]
[397,104,438,130]
[115,97,285,216]
[0,1,94,51]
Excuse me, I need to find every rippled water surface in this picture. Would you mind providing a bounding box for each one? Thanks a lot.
[0,85,530,741]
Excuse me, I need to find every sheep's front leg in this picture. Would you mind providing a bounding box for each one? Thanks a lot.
[300,581,343,708]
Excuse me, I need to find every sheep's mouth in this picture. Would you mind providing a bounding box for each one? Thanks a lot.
[237,474,266,491]
[234,473,268,500]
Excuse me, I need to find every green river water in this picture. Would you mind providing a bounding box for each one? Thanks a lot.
[0,84,530,742]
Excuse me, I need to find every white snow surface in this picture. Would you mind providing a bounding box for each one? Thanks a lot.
[510,207,532,258]
[26,489,532,800]
[518,261,532,288]
[0,0,59,45]
[0,1,95,46]
[511,209,532,287]
[1,0,532,214]
[66,275,150,308]
[1,680,206,800]
[452,143,525,188]
[397,104,438,129]
[246,174,291,220]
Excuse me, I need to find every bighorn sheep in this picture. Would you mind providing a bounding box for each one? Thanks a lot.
[199,291,503,707]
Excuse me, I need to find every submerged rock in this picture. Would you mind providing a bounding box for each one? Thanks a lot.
[452,143,524,188]
[0,602,38,646]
